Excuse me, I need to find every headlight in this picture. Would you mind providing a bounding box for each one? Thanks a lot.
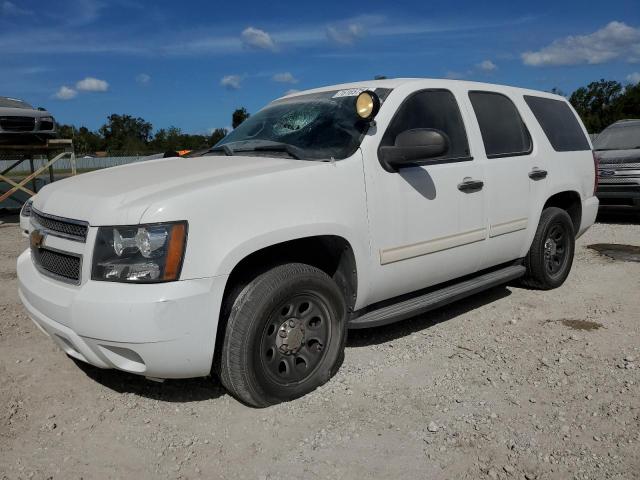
[21,198,33,217]
[92,221,187,283]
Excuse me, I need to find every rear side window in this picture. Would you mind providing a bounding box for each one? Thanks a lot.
[469,91,532,158]
[524,95,590,152]
[380,89,470,160]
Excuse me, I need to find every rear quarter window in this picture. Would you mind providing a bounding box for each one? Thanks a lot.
[523,95,590,152]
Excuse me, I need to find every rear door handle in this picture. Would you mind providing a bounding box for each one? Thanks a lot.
[528,168,548,180]
[457,177,484,193]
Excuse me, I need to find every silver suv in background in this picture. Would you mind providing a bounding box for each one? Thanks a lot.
[0,96,56,145]
[594,119,640,208]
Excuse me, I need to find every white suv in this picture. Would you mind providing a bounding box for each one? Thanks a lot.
[17,79,598,407]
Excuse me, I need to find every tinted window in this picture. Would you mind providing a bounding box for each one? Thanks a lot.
[469,91,532,158]
[524,95,590,152]
[380,89,470,160]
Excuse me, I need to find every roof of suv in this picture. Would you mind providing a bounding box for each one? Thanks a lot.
[280,78,567,102]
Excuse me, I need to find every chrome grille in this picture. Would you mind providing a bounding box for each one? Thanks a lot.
[0,116,35,132]
[32,247,82,284]
[599,162,640,170]
[598,177,640,185]
[31,209,88,242]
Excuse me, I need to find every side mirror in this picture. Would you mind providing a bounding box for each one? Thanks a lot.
[379,128,449,169]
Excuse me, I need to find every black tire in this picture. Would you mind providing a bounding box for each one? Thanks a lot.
[521,207,575,290]
[217,263,347,407]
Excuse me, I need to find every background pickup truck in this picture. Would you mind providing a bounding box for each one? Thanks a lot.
[594,119,640,209]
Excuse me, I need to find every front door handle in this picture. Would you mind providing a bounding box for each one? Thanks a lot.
[457,177,484,193]
[528,168,548,180]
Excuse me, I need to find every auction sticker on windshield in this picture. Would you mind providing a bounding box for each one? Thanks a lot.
[332,88,375,98]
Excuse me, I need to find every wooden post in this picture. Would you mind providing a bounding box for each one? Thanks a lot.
[0,139,75,204]
[28,157,37,193]
[48,148,55,184]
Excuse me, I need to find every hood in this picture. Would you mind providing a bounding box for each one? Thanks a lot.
[0,107,50,117]
[595,148,640,165]
[34,155,318,225]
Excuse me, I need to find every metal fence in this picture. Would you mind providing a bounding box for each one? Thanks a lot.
[0,154,160,174]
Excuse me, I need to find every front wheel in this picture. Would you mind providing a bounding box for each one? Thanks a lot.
[217,263,347,407]
[521,207,575,290]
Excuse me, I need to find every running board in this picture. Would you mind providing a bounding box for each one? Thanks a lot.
[348,265,526,329]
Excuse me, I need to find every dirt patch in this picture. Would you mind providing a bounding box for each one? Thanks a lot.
[1,220,639,479]
[557,318,604,331]
[588,243,640,262]
[543,318,604,331]
[0,270,16,280]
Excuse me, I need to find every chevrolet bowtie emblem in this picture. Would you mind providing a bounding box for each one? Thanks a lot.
[30,229,45,249]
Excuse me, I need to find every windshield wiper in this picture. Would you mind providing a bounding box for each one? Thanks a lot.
[244,142,303,160]
[206,144,234,156]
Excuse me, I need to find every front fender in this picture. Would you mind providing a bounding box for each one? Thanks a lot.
[140,153,373,309]
[215,223,371,310]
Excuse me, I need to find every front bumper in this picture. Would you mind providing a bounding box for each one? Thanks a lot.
[596,184,640,206]
[17,250,228,378]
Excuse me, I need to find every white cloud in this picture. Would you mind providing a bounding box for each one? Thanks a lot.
[0,14,536,58]
[477,59,497,71]
[272,72,298,84]
[220,75,242,90]
[326,22,365,45]
[0,1,31,16]
[1,0,29,16]
[68,0,105,26]
[76,76,109,92]
[627,72,640,84]
[522,21,640,66]
[445,71,466,80]
[136,73,151,85]
[284,89,300,96]
[241,27,276,50]
[54,86,77,100]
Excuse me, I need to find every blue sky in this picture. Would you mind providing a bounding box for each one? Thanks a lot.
[1,0,639,135]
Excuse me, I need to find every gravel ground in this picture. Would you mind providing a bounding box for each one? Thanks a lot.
[1,209,639,480]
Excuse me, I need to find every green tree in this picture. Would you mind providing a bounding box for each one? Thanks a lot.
[99,114,153,153]
[232,107,250,129]
[615,81,640,119]
[149,126,209,153]
[57,124,104,154]
[75,126,104,153]
[569,79,623,133]
[209,128,228,145]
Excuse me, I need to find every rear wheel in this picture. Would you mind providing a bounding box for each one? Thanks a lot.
[521,207,575,290]
[217,263,347,407]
